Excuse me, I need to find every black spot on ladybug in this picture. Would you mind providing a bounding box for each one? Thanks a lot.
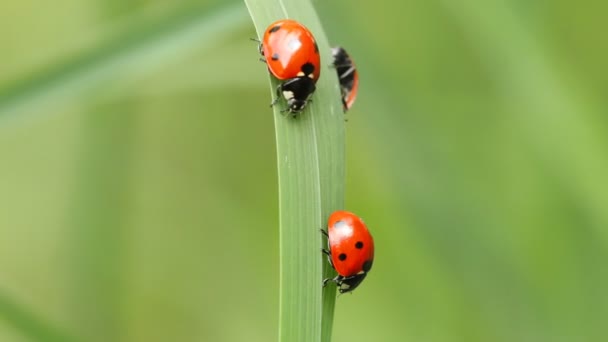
[271,53,279,61]
[355,241,364,249]
[269,25,281,33]
[338,253,347,261]
[314,42,319,54]
[362,259,373,272]
[301,63,315,76]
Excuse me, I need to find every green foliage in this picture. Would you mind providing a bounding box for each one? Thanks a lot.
[1,0,608,342]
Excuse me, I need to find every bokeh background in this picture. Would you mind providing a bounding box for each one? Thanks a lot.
[1,0,607,341]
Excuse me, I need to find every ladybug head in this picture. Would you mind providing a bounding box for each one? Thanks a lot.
[279,77,316,115]
[284,96,309,114]
[337,272,368,294]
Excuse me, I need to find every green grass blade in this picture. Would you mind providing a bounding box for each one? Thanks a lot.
[243,1,345,341]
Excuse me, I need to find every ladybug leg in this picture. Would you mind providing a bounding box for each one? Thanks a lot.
[321,248,335,269]
[271,85,292,115]
[270,97,279,108]
[323,275,344,288]
[250,38,265,58]
[275,84,283,98]
[269,85,282,108]
[323,251,334,268]
[319,229,331,256]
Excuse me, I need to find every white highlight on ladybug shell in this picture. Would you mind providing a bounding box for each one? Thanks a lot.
[332,220,354,240]
[288,38,302,52]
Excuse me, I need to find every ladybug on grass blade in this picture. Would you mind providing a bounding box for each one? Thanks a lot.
[331,46,359,111]
[322,210,374,293]
[257,19,321,116]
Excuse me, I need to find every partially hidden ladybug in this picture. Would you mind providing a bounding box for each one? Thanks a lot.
[322,210,374,293]
[257,19,321,116]
[331,47,359,111]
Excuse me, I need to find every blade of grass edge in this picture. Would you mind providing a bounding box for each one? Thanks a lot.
[243,1,344,342]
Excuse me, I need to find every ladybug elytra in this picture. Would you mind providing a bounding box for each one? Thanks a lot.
[322,210,374,293]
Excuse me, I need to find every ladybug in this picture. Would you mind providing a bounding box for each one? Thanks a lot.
[322,210,374,293]
[258,19,321,115]
[331,47,359,111]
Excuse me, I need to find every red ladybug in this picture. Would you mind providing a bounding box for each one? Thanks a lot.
[322,210,374,293]
[258,19,321,115]
[331,47,359,111]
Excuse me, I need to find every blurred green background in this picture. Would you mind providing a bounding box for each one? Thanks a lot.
[1,0,608,341]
